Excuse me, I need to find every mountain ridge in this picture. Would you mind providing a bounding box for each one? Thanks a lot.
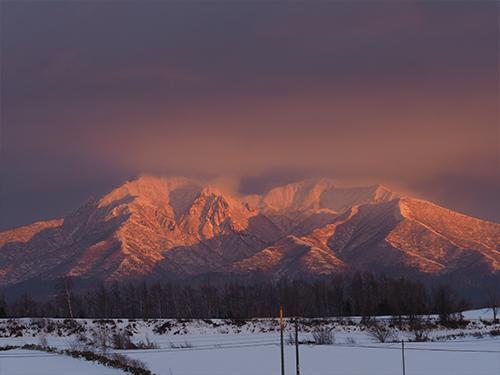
[0,174,498,297]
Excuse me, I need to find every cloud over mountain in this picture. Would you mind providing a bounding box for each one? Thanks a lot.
[0,174,498,298]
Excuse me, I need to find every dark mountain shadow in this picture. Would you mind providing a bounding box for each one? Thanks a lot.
[168,183,204,220]
[272,240,314,279]
[290,211,341,237]
[150,213,284,280]
[326,200,402,263]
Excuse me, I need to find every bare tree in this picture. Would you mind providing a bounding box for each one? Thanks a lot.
[432,283,459,326]
[484,278,500,322]
[150,282,165,318]
[109,281,123,318]
[408,315,431,342]
[0,295,7,318]
[55,275,74,319]
[93,281,109,318]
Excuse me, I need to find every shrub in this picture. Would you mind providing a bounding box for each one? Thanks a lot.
[30,318,47,330]
[367,321,395,343]
[408,316,431,342]
[345,337,357,345]
[472,331,484,339]
[39,336,49,348]
[312,328,335,345]
[45,319,56,333]
[153,321,172,335]
[64,349,151,375]
[168,340,192,349]
[489,329,500,337]
[135,336,160,349]
[62,319,84,335]
[112,330,136,350]
[91,325,111,349]
[228,318,247,327]
[67,339,92,352]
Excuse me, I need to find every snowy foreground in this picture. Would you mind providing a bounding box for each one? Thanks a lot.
[0,309,499,375]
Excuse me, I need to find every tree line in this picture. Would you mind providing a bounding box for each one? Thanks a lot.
[0,271,481,325]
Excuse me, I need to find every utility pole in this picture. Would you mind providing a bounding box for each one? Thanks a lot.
[253,307,302,375]
[295,318,300,375]
[280,306,285,375]
[402,340,406,375]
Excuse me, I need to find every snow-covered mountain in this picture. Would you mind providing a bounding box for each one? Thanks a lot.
[243,178,400,235]
[0,174,498,295]
[226,198,500,280]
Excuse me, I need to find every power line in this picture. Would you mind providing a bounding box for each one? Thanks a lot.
[336,343,500,354]
[0,341,279,358]
[1,337,498,357]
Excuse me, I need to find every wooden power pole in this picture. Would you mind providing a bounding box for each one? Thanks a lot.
[280,306,285,375]
[402,340,406,375]
[295,318,300,375]
[253,307,301,375]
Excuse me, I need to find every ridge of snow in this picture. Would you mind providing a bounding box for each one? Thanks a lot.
[243,179,401,218]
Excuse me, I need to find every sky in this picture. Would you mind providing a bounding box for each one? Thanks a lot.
[1,1,499,231]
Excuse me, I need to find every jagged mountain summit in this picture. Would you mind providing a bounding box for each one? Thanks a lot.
[243,178,401,236]
[0,174,499,296]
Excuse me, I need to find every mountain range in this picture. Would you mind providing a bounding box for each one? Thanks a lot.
[1,174,499,297]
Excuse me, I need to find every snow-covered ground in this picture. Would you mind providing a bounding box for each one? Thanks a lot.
[120,334,499,375]
[0,348,125,375]
[0,309,498,375]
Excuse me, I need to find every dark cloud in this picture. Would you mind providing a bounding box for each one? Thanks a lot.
[1,1,498,230]
[4,2,496,96]
[410,174,500,224]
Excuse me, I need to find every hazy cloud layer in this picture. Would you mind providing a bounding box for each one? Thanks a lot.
[1,1,498,230]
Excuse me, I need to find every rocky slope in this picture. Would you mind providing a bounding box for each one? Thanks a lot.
[0,174,498,295]
[227,198,500,280]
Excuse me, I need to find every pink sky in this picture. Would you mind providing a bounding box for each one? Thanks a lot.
[1,1,498,230]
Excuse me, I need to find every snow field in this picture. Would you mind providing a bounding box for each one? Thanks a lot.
[0,348,125,375]
[0,309,498,375]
